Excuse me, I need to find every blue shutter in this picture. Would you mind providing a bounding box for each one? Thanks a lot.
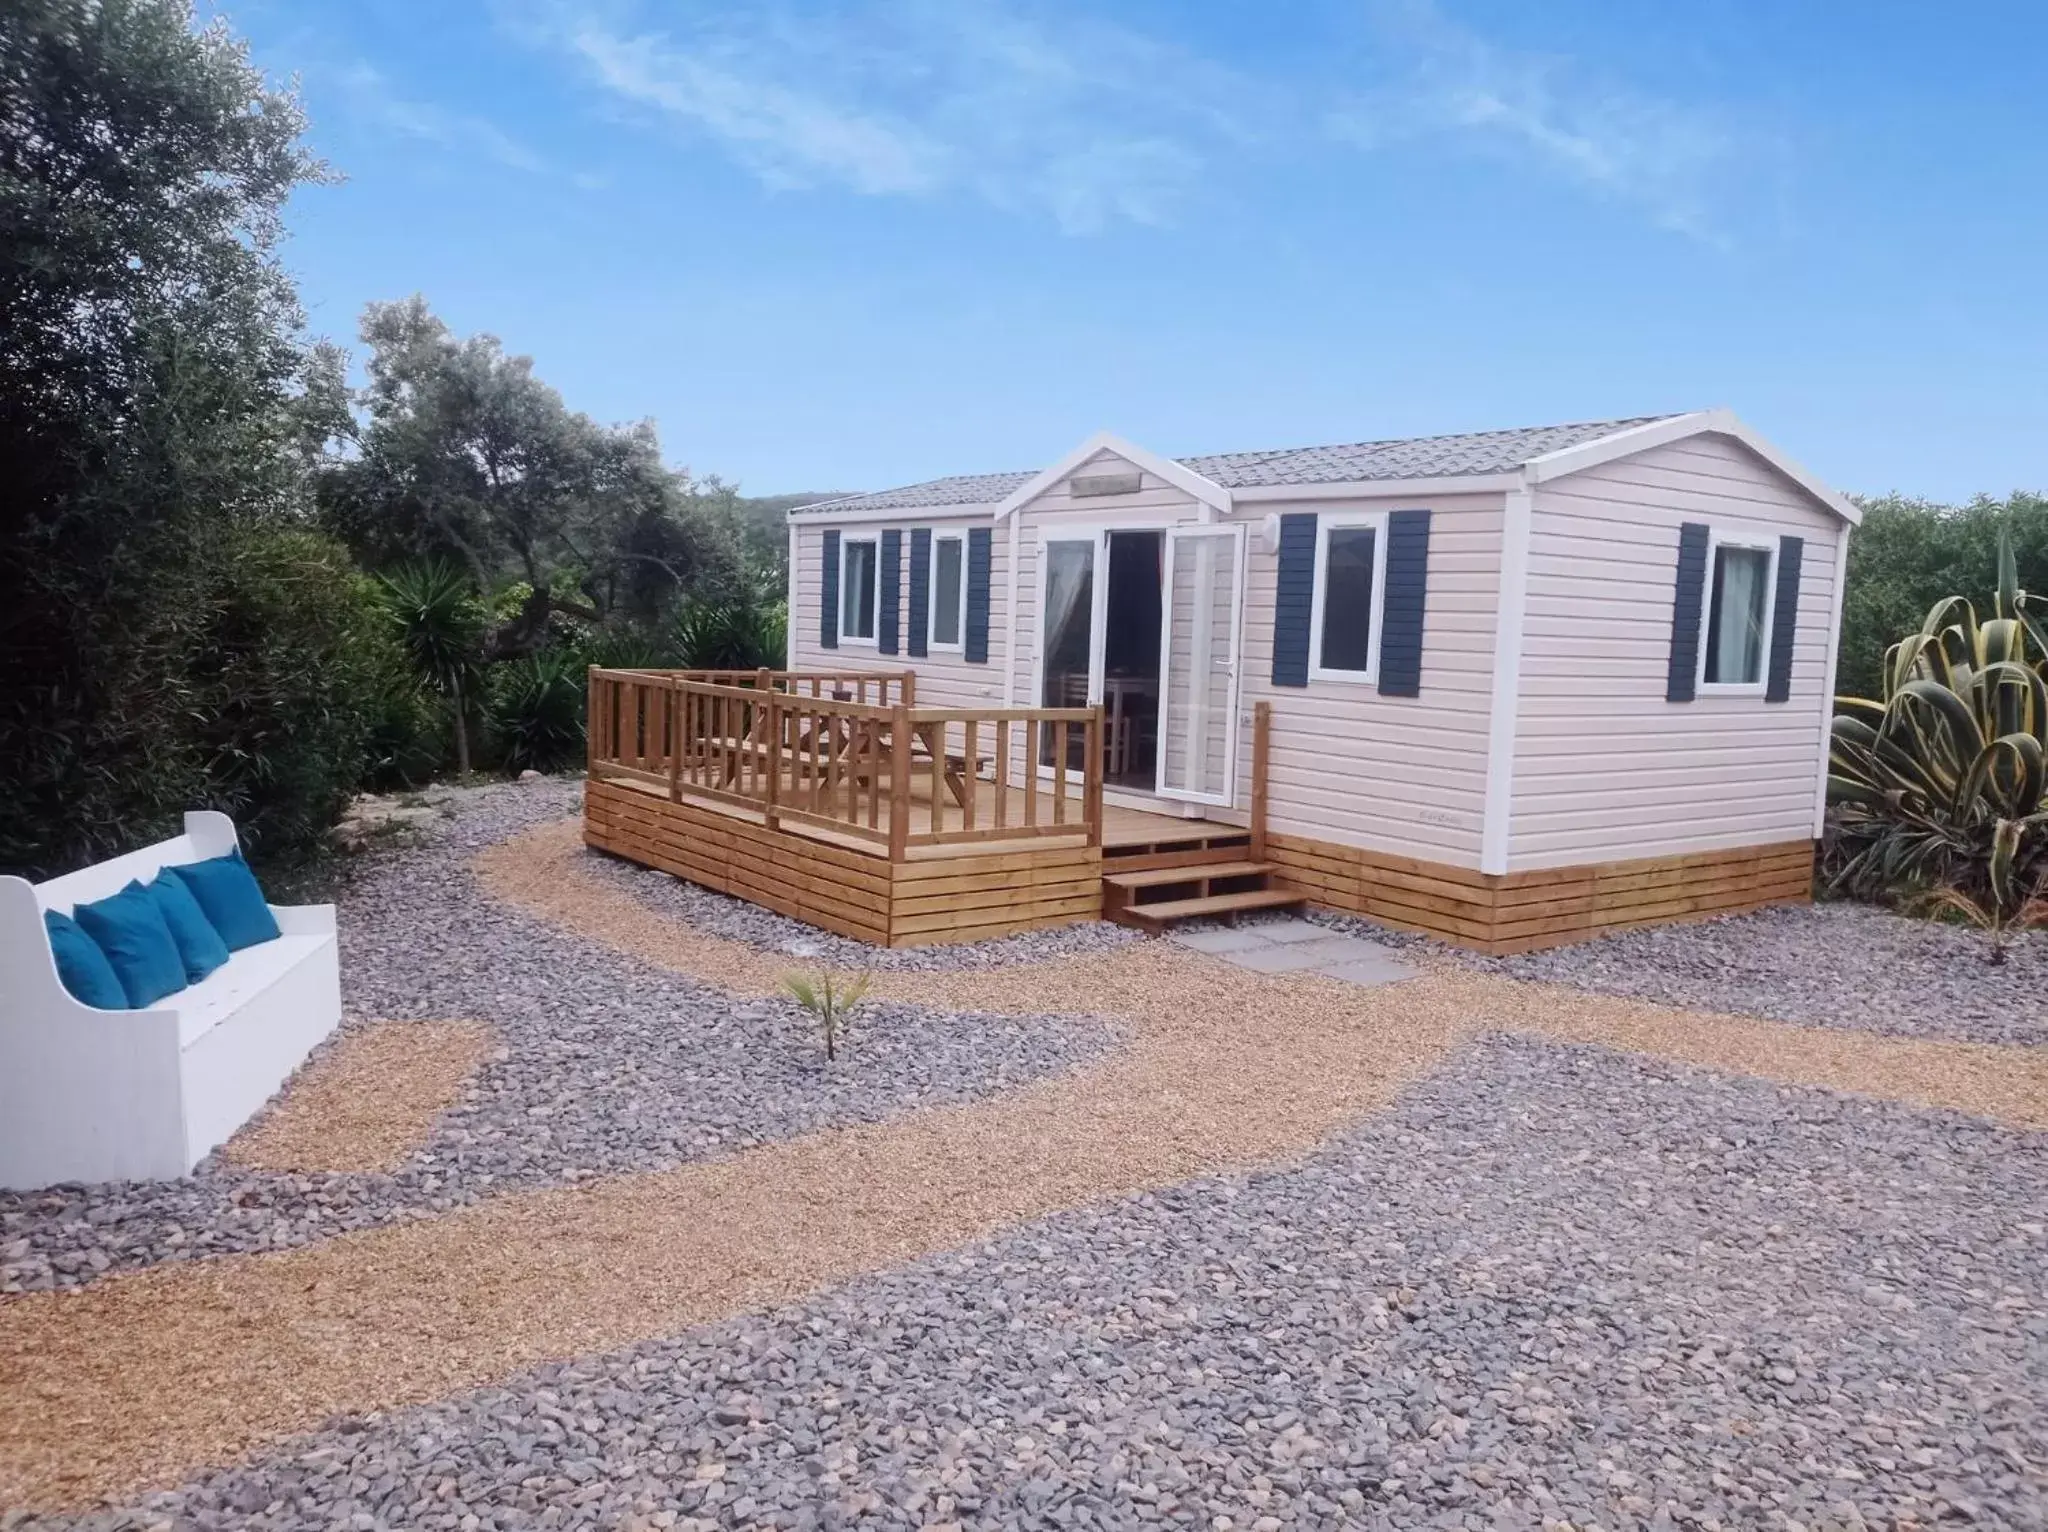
[1270,513,1317,687]
[1376,509,1431,697]
[1666,522,1709,702]
[907,528,931,658]
[965,526,992,664]
[820,530,840,649]
[878,529,902,656]
[1765,534,1803,703]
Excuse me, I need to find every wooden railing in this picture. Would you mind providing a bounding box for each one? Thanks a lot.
[587,668,1102,855]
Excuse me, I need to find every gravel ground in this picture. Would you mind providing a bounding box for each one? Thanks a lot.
[38,1033,2045,1532]
[1299,903,2048,1047]
[0,780,1120,1294]
[577,842,1140,971]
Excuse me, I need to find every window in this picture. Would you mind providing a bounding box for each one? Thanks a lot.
[929,533,965,649]
[1308,513,1387,682]
[840,537,878,643]
[1699,532,1775,690]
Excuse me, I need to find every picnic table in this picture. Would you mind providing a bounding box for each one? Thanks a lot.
[711,695,991,810]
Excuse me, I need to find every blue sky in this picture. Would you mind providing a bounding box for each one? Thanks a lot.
[227,0,2046,502]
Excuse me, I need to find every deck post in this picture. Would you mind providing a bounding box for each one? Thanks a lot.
[668,679,683,803]
[1250,700,1272,862]
[1083,707,1103,847]
[585,667,600,779]
[888,703,912,860]
[763,689,781,832]
[902,670,916,707]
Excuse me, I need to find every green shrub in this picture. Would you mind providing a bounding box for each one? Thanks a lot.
[1826,527,2048,910]
[183,527,397,863]
[671,574,787,671]
[490,650,587,772]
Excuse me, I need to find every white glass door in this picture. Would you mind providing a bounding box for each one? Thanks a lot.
[1038,535,1101,769]
[1155,524,1244,806]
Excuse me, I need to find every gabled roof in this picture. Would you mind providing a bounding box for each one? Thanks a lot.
[790,411,1860,525]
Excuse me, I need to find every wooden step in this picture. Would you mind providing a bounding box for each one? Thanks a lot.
[1109,886,1305,933]
[1101,837,1253,874]
[1102,860,1275,893]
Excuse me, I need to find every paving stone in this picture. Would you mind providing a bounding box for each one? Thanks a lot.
[1316,955,1418,987]
[1224,935,1391,973]
[1167,926,1274,955]
[1246,918,1334,945]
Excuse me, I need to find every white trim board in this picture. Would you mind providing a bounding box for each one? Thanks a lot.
[788,503,1001,528]
[1479,484,1533,875]
[1813,530,1851,836]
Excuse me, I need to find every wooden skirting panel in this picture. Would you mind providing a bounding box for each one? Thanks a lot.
[1265,833,1815,955]
[585,778,1102,947]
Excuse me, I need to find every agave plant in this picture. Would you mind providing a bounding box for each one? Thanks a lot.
[1827,526,2048,909]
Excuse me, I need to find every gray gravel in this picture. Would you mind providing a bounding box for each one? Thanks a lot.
[37,1034,2046,1531]
[578,841,1140,971]
[1299,902,2048,1047]
[0,780,1120,1294]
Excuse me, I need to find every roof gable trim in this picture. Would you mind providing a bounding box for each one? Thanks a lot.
[994,431,1232,521]
[1522,409,1861,526]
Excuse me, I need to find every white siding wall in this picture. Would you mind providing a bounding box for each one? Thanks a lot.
[1229,493,1504,866]
[1508,435,1845,871]
[788,512,1008,708]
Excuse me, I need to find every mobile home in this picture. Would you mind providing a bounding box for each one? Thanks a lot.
[586,410,1854,951]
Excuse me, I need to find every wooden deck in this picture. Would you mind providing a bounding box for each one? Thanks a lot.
[595,769,1203,859]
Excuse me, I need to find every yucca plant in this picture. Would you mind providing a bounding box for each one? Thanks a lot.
[490,650,586,772]
[377,561,488,776]
[782,969,874,1061]
[1826,525,2048,909]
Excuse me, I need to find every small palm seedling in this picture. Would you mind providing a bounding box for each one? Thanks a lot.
[782,970,874,1060]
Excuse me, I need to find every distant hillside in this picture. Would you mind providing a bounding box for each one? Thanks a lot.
[730,491,857,573]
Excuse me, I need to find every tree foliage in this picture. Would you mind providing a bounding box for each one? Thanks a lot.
[319,297,745,655]
[1838,492,2048,701]
[0,0,363,876]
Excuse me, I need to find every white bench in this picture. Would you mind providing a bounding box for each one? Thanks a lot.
[0,811,342,1188]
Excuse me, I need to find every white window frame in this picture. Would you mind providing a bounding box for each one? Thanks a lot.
[1307,510,1390,685]
[927,530,967,653]
[1696,526,1778,696]
[839,535,880,647]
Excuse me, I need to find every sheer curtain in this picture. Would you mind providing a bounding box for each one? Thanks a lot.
[1711,547,1768,683]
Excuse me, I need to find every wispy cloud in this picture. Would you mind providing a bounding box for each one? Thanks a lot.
[1329,0,1750,241]
[508,0,1259,233]
[488,0,1762,240]
[337,61,552,177]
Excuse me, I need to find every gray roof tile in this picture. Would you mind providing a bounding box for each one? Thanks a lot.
[795,416,1681,516]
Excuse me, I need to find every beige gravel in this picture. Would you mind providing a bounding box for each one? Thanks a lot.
[221,1019,492,1175]
[3,816,2043,1513]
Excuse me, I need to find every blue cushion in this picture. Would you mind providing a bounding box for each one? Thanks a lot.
[163,849,280,950]
[71,881,188,1009]
[145,871,232,984]
[42,909,130,1010]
